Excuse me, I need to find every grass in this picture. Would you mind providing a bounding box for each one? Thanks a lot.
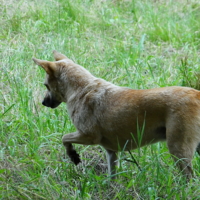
[1,0,200,199]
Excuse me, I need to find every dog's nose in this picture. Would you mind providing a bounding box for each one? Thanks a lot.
[42,100,47,106]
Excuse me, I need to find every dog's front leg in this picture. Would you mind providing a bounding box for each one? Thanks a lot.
[106,149,118,178]
[62,131,101,165]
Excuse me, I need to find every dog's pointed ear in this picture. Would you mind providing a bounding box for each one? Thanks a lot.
[53,50,68,61]
[32,58,56,75]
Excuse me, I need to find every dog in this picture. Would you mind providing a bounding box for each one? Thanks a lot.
[33,50,200,180]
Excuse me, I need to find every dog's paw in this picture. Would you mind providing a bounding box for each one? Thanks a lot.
[68,150,81,165]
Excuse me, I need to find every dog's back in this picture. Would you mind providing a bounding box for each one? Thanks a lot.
[69,82,200,151]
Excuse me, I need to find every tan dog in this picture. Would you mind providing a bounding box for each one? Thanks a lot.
[33,51,200,180]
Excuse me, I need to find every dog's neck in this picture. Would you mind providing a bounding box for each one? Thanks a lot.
[58,64,98,102]
[58,64,118,104]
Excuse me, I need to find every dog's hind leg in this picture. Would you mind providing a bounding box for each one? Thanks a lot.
[62,131,102,165]
[165,115,200,181]
[167,142,195,180]
[167,134,197,180]
[106,149,118,177]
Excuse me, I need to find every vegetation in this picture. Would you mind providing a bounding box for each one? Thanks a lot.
[1,0,200,199]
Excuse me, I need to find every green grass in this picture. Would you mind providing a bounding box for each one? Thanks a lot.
[1,0,200,199]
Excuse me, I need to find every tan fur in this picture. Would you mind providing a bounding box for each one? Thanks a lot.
[33,51,200,180]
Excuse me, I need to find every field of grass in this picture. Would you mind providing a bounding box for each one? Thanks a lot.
[1,0,200,199]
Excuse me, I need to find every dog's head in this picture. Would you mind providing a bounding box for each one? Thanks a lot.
[33,50,70,109]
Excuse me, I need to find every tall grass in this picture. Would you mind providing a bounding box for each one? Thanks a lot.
[1,0,200,199]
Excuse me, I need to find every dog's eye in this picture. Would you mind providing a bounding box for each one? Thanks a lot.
[44,84,50,90]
